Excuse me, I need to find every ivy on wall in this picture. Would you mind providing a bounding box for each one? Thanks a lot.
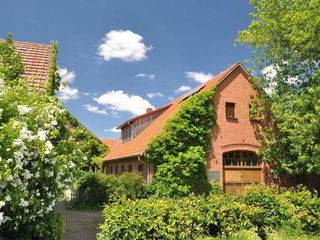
[145,87,216,197]
[47,41,61,96]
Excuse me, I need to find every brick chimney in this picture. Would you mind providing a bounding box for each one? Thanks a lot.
[146,108,153,113]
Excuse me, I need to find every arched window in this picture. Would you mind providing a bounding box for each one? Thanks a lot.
[223,151,260,167]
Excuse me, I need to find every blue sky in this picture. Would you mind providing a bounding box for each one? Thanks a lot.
[0,0,253,139]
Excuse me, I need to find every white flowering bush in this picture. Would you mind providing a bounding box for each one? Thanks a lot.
[0,80,84,239]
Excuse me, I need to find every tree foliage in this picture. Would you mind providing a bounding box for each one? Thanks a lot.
[0,33,24,84]
[145,88,216,197]
[0,34,107,239]
[238,0,320,176]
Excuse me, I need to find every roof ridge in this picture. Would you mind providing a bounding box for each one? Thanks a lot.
[13,40,52,47]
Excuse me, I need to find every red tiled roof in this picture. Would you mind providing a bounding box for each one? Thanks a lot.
[104,63,245,161]
[13,41,53,91]
[117,103,172,129]
[100,139,120,150]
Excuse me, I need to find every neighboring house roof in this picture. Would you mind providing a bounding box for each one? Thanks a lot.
[104,62,249,161]
[13,41,53,91]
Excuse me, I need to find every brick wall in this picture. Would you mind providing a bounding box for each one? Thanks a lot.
[208,67,263,184]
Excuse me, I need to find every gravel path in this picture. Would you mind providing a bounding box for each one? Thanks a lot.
[54,202,104,240]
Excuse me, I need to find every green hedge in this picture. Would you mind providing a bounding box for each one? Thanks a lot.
[97,185,320,240]
[0,212,64,240]
[71,172,148,207]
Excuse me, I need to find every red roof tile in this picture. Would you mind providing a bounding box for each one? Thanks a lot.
[100,139,120,150]
[117,104,172,129]
[13,41,53,91]
[104,63,245,161]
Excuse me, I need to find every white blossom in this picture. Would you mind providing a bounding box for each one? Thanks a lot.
[37,130,47,141]
[17,105,32,115]
[51,120,58,126]
[23,170,32,180]
[0,212,4,225]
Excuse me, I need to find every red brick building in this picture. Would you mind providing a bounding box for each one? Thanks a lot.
[102,63,273,193]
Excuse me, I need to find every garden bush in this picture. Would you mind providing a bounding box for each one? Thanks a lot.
[97,185,320,240]
[70,171,148,208]
[0,212,64,240]
[209,181,223,195]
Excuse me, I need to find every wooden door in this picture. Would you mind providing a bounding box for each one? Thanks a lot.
[223,151,262,194]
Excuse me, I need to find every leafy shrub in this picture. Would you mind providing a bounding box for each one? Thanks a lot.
[70,172,148,208]
[209,181,223,195]
[0,212,64,240]
[278,186,320,234]
[98,197,207,240]
[238,185,292,228]
[238,185,320,235]
[98,195,264,240]
[267,225,320,240]
[97,185,320,240]
[114,172,149,199]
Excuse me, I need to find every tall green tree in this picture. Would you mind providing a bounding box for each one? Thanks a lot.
[237,0,320,177]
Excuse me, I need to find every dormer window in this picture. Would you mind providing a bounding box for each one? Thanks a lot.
[121,126,132,142]
[226,102,236,119]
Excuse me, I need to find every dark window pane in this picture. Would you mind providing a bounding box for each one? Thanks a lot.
[225,159,231,166]
[229,152,234,158]
[243,151,248,158]
[226,102,235,119]
[128,165,132,172]
[232,159,238,166]
[138,164,144,173]
[235,151,240,158]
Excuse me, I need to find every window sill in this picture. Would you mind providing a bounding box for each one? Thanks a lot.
[226,117,238,121]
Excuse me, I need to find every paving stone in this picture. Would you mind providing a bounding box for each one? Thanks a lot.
[54,202,103,240]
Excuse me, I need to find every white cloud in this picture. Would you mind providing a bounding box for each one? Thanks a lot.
[175,85,192,93]
[105,127,121,133]
[168,96,174,101]
[81,92,90,96]
[94,90,154,116]
[59,68,76,84]
[185,71,213,83]
[147,92,164,98]
[57,68,80,102]
[97,30,152,62]
[136,73,155,79]
[57,86,79,101]
[83,104,108,115]
[136,73,146,78]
